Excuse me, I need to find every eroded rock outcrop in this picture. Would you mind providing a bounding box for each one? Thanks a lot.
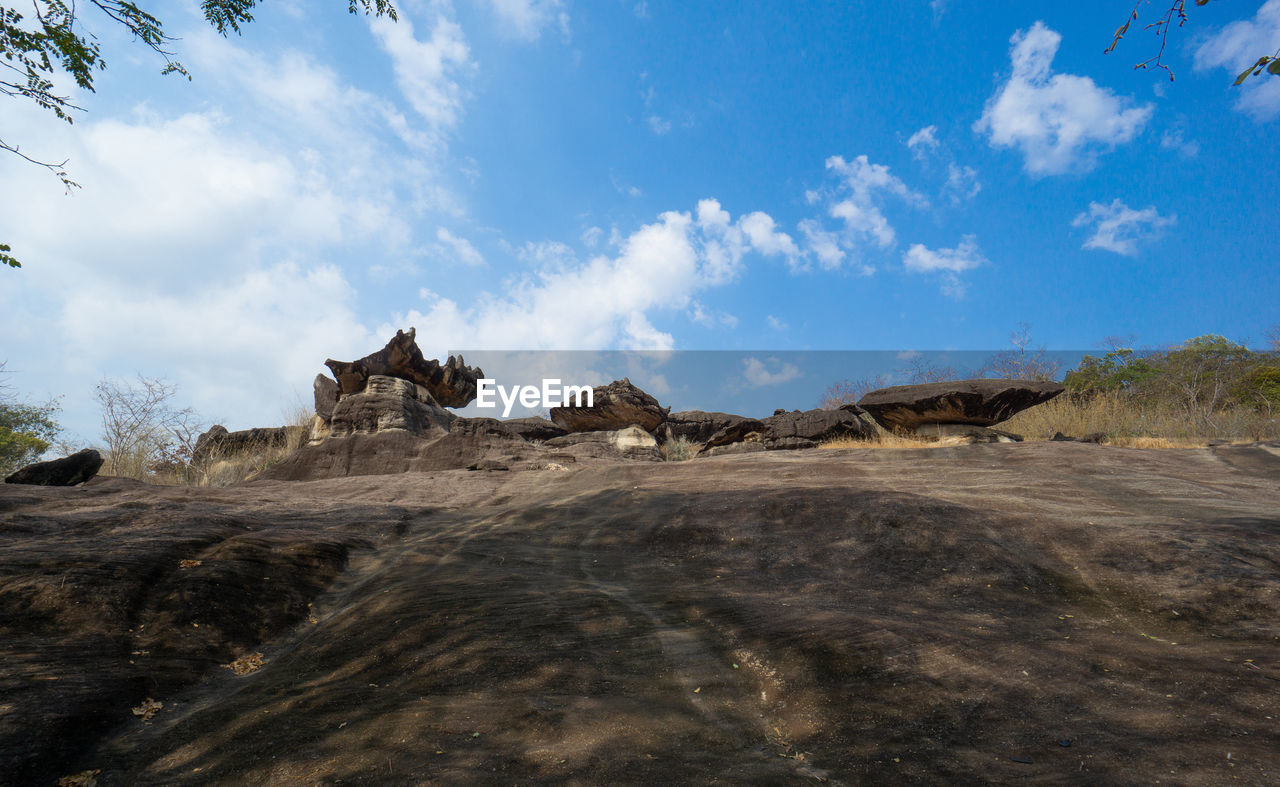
[324,328,483,408]
[313,374,339,421]
[762,406,876,444]
[544,425,662,460]
[194,425,303,462]
[450,417,567,443]
[328,375,456,438]
[857,379,1065,432]
[549,378,669,434]
[4,449,103,486]
[663,411,752,444]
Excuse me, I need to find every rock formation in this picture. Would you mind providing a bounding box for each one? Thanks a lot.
[544,425,662,460]
[313,374,339,421]
[194,425,303,462]
[4,449,103,486]
[324,328,483,408]
[549,378,669,434]
[450,417,567,442]
[762,406,876,444]
[699,419,766,453]
[327,376,456,438]
[913,424,1023,443]
[857,379,1065,432]
[663,411,753,443]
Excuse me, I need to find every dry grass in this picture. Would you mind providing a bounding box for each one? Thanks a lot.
[1002,391,1280,444]
[820,432,959,451]
[819,391,1280,451]
[661,436,697,461]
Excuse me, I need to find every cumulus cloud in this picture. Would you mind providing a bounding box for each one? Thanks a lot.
[823,154,925,248]
[1194,0,1280,120]
[1160,121,1201,158]
[797,219,847,271]
[906,125,940,158]
[394,201,799,356]
[743,357,801,387]
[975,21,1153,175]
[695,198,802,279]
[1071,199,1176,256]
[370,13,471,134]
[902,235,988,298]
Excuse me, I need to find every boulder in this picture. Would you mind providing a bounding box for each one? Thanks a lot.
[549,378,669,434]
[857,379,1065,432]
[762,406,876,443]
[5,449,103,486]
[544,425,662,461]
[194,425,303,462]
[664,411,753,444]
[313,374,339,421]
[913,424,1023,444]
[324,328,483,408]
[328,375,456,438]
[698,419,766,453]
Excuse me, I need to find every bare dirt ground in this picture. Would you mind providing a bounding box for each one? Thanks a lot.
[2,441,1278,785]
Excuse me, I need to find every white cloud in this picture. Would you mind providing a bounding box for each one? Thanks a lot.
[975,21,1153,175]
[743,357,801,387]
[393,202,797,355]
[695,198,802,279]
[766,315,788,331]
[436,227,487,266]
[930,0,948,21]
[823,154,925,248]
[370,13,471,134]
[1071,199,1176,256]
[482,0,569,41]
[902,235,988,298]
[906,125,939,158]
[798,219,847,271]
[902,236,988,273]
[945,163,981,202]
[1194,0,1280,120]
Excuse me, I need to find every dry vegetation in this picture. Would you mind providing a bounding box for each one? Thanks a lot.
[1001,390,1279,445]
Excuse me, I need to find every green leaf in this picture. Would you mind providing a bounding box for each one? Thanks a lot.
[1235,66,1256,86]
[1268,59,1280,76]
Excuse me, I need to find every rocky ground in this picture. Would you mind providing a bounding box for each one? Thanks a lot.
[2,441,1278,785]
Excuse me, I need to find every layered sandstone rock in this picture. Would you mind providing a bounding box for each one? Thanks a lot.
[549,378,669,434]
[857,379,1064,432]
[324,328,483,408]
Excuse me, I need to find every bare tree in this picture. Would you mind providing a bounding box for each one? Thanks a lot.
[94,375,203,479]
[980,323,1060,381]
[820,376,890,409]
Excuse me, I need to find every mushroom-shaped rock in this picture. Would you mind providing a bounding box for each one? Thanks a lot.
[857,379,1064,432]
[5,449,103,486]
[548,378,669,434]
[324,328,483,408]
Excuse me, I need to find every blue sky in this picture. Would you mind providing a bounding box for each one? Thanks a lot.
[2,0,1278,440]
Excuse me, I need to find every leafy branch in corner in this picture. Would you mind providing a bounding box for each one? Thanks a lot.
[1105,0,1279,85]
[1,0,398,269]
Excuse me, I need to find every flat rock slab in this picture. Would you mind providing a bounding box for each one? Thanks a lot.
[858,378,1065,431]
[3,443,1279,784]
